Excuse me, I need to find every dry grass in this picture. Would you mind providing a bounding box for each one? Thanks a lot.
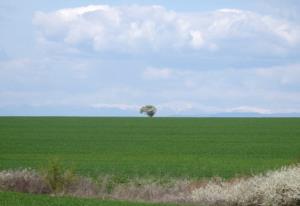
[0,169,190,203]
[0,169,50,194]
[110,179,190,203]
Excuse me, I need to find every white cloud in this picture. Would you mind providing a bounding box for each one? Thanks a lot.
[33,5,300,54]
[158,101,195,112]
[0,57,94,88]
[190,30,205,49]
[33,5,186,52]
[226,106,271,114]
[0,87,142,108]
[142,67,173,80]
[138,64,300,114]
[157,102,275,115]
[1,56,300,115]
[91,103,139,110]
[255,64,300,85]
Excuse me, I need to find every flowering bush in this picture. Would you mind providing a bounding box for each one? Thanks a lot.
[191,165,300,206]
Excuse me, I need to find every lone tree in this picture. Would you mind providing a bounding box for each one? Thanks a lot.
[140,105,157,117]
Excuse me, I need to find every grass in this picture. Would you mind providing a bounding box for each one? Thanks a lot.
[0,191,178,206]
[1,117,300,178]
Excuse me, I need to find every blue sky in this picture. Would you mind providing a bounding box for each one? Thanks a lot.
[0,0,300,116]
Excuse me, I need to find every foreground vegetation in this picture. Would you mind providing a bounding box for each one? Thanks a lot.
[0,191,179,206]
[1,117,300,178]
[2,165,300,205]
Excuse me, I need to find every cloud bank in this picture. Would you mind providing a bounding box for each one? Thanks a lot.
[33,5,300,55]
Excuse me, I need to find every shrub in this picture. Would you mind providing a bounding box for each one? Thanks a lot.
[42,158,76,192]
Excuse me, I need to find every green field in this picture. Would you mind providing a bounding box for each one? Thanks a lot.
[0,192,177,206]
[1,117,300,178]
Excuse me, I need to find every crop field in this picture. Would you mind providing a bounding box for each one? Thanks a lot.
[1,117,300,179]
[0,192,178,206]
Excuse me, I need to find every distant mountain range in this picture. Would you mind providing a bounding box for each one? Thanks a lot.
[1,106,300,117]
[208,112,300,117]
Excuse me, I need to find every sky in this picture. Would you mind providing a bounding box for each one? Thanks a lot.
[0,0,300,116]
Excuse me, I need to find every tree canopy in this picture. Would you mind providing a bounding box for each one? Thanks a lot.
[140,105,157,117]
